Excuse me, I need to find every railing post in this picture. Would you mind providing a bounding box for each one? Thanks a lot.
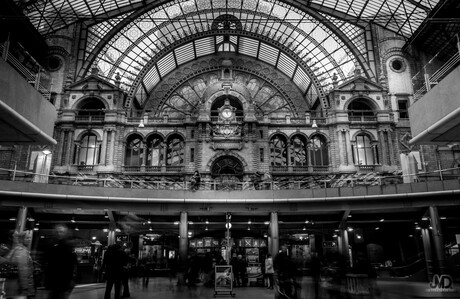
[12,161,17,181]
[457,33,460,55]
[2,33,10,61]
[424,67,431,92]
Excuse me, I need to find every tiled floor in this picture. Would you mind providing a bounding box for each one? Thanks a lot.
[33,276,460,299]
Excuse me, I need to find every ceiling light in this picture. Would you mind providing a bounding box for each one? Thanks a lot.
[347,227,353,232]
[9,217,16,221]
[35,221,40,226]
[421,216,428,221]
[205,226,208,231]
[33,227,39,231]
[263,233,268,238]
[103,228,109,232]
[357,235,362,239]
[415,226,421,230]
[28,217,35,222]
[115,228,121,233]
[375,227,380,230]
[42,149,51,155]
[71,216,76,223]
[264,221,270,225]
[74,226,79,231]
[92,236,96,240]
[247,226,251,231]
[380,218,384,222]
[104,211,109,219]
[173,221,179,225]
[333,234,338,238]
[188,221,194,225]
[440,216,447,220]
[205,219,209,224]
[248,219,252,225]
[348,215,352,218]
[303,227,306,231]
[305,220,309,224]
[147,218,151,224]
[149,226,153,231]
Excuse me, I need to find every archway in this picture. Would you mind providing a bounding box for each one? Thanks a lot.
[211,156,244,190]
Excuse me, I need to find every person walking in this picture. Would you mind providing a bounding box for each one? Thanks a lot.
[102,243,127,299]
[3,231,35,299]
[274,245,297,299]
[310,252,321,299]
[44,224,78,299]
[190,171,201,191]
[264,254,274,289]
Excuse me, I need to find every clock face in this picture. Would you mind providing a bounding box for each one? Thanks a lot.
[221,108,233,119]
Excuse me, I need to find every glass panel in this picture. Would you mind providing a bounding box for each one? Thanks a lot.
[125,136,143,166]
[270,135,287,166]
[167,136,184,166]
[290,135,307,166]
[78,133,99,165]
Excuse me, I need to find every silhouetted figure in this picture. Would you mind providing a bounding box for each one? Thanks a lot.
[274,245,298,299]
[102,244,128,299]
[190,171,201,190]
[44,224,78,299]
[265,254,274,289]
[310,252,321,299]
[4,231,35,299]
[121,246,131,298]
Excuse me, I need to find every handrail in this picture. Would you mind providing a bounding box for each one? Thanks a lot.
[1,166,459,191]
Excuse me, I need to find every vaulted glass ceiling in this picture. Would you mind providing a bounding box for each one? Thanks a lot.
[24,0,439,38]
[20,0,440,107]
[81,0,374,105]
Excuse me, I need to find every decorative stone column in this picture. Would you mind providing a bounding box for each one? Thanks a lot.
[101,129,108,165]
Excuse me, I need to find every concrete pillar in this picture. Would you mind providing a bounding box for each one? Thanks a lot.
[341,229,351,267]
[429,206,447,274]
[270,212,279,255]
[179,212,188,265]
[57,130,65,165]
[421,228,434,281]
[108,230,116,245]
[309,234,316,252]
[15,207,28,233]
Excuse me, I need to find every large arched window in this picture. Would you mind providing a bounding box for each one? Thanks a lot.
[352,134,377,165]
[166,134,184,166]
[348,99,375,122]
[125,134,143,166]
[146,135,164,166]
[76,98,105,121]
[290,135,308,166]
[76,132,100,165]
[310,135,329,166]
[270,134,288,166]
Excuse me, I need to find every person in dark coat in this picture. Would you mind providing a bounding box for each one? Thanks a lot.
[310,252,322,299]
[102,243,128,299]
[44,224,78,299]
[274,245,297,299]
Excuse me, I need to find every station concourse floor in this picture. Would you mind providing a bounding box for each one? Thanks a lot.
[34,276,460,299]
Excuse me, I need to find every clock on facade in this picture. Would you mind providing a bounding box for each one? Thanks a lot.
[221,108,234,119]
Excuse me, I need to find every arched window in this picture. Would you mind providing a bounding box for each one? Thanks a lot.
[76,132,100,165]
[290,135,308,166]
[352,134,377,165]
[270,135,288,166]
[166,135,184,166]
[77,98,106,121]
[146,135,164,166]
[125,135,143,166]
[348,99,375,121]
[310,135,329,166]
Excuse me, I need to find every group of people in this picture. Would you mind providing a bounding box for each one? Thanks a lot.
[0,224,78,299]
[101,243,133,299]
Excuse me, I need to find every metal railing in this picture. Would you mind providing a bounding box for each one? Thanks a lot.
[0,167,459,191]
[1,42,52,100]
[412,34,460,101]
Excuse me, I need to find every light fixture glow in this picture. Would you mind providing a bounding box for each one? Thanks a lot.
[248,219,252,225]
[42,149,51,155]
[33,227,39,231]
[205,226,208,231]
[380,218,385,222]
[205,219,209,224]
[74,226,79,231]
[173,221,180,225]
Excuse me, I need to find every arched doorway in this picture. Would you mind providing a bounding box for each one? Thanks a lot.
[211,156,244,190]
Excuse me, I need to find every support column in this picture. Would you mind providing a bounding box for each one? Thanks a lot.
[345,130,353,165]
[429,206,447,274]
[65,130,74,165]
[270,212,279,255]
[379,130,388,165]
[340,229,351,267]
[15,207,28,233]
[57,130,65,165]
[101,129,108,165]
[108,130,115,165]
[421,228,434,281]
[179,212,188,265]
[337,129,345,166]
[108,230,116,246]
